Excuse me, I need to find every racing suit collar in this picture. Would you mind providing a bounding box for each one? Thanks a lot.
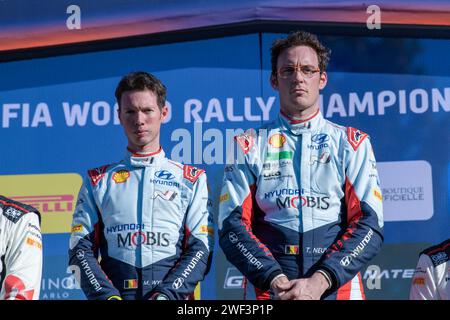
[279,109,324,135]
[125,146,166,167]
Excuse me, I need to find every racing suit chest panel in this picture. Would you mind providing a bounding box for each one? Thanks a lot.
[94,162,187,268]
[252,117,349,272]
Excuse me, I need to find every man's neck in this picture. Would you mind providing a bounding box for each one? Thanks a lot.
[281,105,319,120]
[128,143,161,155]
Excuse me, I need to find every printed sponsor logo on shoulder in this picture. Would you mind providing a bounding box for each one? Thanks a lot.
[219,193,230,203]
[347,127,368,151]
[373,189,383,201]
[3,206,24,223]
[235,130,255,155]
[183,165,204,183]
[199,225,214,236]
[88,165,109,187]
[71,224,83,233]
[26,237,42,250]
[430,252,448,266]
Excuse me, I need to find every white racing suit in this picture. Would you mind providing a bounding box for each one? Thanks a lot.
[0,196,42,300]
[219,110,384,300]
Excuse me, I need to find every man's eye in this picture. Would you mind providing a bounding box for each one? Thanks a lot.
[284,67,295,73]
[126,110,135,114]
[280,67,295,76]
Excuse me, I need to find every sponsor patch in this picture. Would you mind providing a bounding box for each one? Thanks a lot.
[266,151,293,161]
[112,170,130,184]
[284,245,300,255]
[199,225,214,235]
[183,165,204,183]
[269,133,286,148]
[374,189,383,201]
[71,224,83,233]
[430,252,448,267]
[0,196,37,223]
[155,170,175,180]
[88,165,109,187]
[347,127,368,151]
[219,193,229,203]
[26,237,42,250]
[152,190,177,201]
[310,152,331,165]
[235,131,255,155]
[412,277,425,285]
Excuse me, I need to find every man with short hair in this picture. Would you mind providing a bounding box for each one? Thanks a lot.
[69,71,214,300]
[0,196,42,300]
[219,31,384,300]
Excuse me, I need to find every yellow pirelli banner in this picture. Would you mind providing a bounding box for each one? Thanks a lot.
[0,173,82,234]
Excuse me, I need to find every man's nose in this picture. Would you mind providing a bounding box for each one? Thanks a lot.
[293,67,306,82]
[134,111,145,124]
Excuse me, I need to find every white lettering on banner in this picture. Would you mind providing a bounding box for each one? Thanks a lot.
[63,101,120,126]
[325,93,346,117]
[183,97,275,123]
[1,87,448,128]
[91,101,110,126]
[322,87,450,117]
[363,268,415,279]
[62,101,170,126]
[2,103,52,127]
[349,92,375,116]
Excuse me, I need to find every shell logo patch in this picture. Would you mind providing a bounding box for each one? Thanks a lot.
[269,133,286,148]
[112,170,130,184]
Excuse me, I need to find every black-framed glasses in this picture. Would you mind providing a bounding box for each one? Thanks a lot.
[278,64,321,79]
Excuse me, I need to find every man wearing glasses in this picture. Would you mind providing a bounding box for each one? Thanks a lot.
[219,31,384,300]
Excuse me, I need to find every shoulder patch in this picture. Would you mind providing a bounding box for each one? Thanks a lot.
[235,129,256,155]
[422,240,450,267]
[347,127,368,151]
[88,165,109,187]
[183,165,205,183]
[0,196,40,223]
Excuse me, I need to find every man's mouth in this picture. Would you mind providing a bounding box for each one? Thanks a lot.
[291,88,307,94]
[135,130,148,136]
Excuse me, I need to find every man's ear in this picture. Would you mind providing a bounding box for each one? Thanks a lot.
[270,73,278,90]
[319,71,328,90]
[117,105,123,124]
[161,105,169,121]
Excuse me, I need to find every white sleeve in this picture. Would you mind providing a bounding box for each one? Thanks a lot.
[409,254,438,300]
[1,213,43,300]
